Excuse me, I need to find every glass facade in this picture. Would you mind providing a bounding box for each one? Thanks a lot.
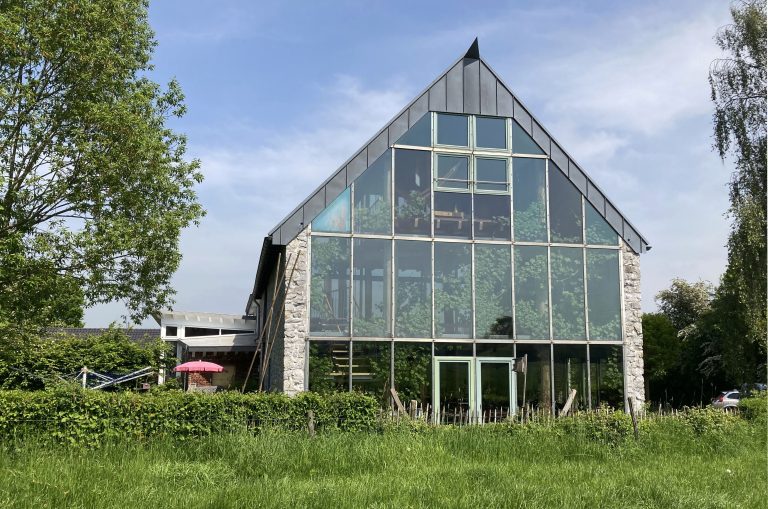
[307,113,627,411]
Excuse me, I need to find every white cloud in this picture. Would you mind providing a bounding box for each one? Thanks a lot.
[195,76,412,232]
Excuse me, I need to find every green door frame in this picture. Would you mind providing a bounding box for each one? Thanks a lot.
[433,357,475,423]
[475,357,517,420]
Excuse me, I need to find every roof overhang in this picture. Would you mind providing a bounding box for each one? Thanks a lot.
[176,334,258,352]
[153,310,257,327]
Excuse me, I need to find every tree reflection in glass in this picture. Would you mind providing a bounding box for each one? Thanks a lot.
[395,240,432,338]
[548,164,583,244]
[585,201,618,246]
[353,149,391,235]
[587,249,621,340]
[551,247,586,340]
[514,246,549,339]
[513,158,547,242]
[434,243,471,338]
[475,244,512,339]
[394,149,431,236]
[353,238,391,337]
[394,342,432,407]
[310,237,350,336]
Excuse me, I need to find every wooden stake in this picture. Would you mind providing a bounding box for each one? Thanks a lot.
[308,410,315,438]
[628,396,639,441]
[390,388,408,417]
[560,389,577,417]
[259,251,301,391]
[242,252,285,392]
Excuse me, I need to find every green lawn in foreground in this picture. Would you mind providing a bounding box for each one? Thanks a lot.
[0,422,765,509]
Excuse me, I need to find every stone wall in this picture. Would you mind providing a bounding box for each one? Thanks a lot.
[261,224,310,395]
[622,240,645,406]
[282,225,309,395]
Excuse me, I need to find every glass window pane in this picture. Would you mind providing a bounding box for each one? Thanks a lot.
[551,247,586,340]
[476,116,507,149]
[512,120,544,155]
[434,192,471,239]
[476,343,514,357]
[513,158,547,242]
[394,342,432,407]
[308,341,349,393]
[434,343,473,356]
[436,155,469,189]
[554,345,588,413]
[549,164,583,244]
[395,240,432,338]
[473,194,510,241]
[396,113,431,147]
[475,158,508,192]
[514,246,550,339]
[312,187,350,233]
[434,243,472,338]
[394,149,431,236]
[185,327,219,337]
[515,344,551,411]
[587,249,621,341]
[590,345,624,409]
[310,237,350,336]
[585,201,617,246]
[436,113,469,147]
[351,341,391,404]
[353,149,391,235]
[438,361,471,414]
[475,244,512,339]
[353,238,391,338]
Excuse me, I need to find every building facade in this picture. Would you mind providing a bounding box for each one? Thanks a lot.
[154,310,258,390]
[246,41,648,416]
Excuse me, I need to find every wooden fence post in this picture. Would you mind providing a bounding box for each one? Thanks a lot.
[308,410,315,438]
[628,396,639,441]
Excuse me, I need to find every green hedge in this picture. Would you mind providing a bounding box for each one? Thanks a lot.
[0,389,378,445]
[738,392,767,422]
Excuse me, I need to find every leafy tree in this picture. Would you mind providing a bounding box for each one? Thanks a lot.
[0,324,175,390]
[655,278,713,331]
[642,312,679,398]
[0,0,205,331]
[709,0,767,380]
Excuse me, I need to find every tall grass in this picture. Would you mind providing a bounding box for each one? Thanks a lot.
[0,420,764,508]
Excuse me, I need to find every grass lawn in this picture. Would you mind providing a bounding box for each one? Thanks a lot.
[0,422,765,508]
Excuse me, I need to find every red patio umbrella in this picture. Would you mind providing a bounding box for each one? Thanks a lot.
[173,361,226,373]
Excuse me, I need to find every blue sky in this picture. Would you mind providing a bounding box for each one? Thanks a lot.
[85,0,735,326]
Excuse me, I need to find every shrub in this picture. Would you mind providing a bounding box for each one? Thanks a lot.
[0,388,379,445]
[738,391,767,422]
[681,406,738,435]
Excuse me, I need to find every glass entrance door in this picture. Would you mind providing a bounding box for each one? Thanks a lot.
[434,358,474,424]
[475,358,515,423]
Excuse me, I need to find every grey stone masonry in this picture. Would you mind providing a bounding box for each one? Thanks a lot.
[282,224,310,396]
[622,239,644,407]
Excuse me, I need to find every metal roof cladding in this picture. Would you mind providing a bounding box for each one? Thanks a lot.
[247,39,649,309]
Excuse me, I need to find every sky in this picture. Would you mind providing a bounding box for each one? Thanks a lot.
[85,0,736,327]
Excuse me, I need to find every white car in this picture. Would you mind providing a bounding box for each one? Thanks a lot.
[712,390,740,410]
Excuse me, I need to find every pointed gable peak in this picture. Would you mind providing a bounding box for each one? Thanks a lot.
[266,42,649,255]
[464,38,480,59]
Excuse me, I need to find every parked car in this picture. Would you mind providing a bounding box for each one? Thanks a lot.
[712,390,740,410]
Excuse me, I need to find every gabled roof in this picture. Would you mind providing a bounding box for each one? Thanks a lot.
[248,40,649,309]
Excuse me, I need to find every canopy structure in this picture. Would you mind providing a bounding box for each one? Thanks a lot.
[173,361,226,373]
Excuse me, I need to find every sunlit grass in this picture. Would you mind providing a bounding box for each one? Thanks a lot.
[0,422,764,508]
